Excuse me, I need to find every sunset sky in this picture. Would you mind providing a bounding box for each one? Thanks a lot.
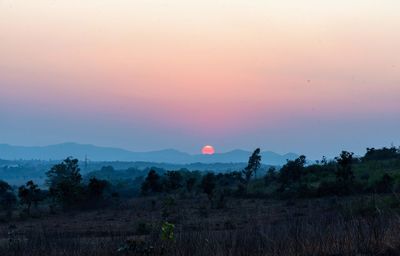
[1,0,399,159]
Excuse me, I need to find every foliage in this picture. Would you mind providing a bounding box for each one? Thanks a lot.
[363,147,399,161]
[201,173,216,200]
[335,151,355,183]
[0,180,17,218]
[185,177,197,194]
[278,155,306,190]
[18,180,42,215]
[264,166,277,185]
[141,169,163,194]
[87,178,109,198]
[164,171,183,192]
[242,148,262,182]
[132,147,400,200]
[371,173,394,193]
[0,180,12,194]
[161,222,175,242]
[86,177,110,207]
[46,157,83,208]
[332,151,356,196]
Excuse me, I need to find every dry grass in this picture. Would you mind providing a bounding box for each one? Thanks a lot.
[1,196,400,255]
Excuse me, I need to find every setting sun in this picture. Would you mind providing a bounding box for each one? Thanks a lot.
[202,145,215,155]
[1,1,400,255]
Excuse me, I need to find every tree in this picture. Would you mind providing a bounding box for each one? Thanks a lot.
[0,180,12,194]
[335,151,354,183]
[321,156,328,165]
[87,177,109,200]
[164,171,183,192]
[265,166,277,185]
[141,169,162,194]
[363,147,399,161]
[18,180,42,215]
[332,151,355,195]
[186,177,197,194]
[0,180,17,218]
[201,173,216,201]
[46,157,83,208]
[279,155,306,187]
[242,148,262,183]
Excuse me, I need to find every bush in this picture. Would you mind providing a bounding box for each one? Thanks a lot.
[0,180,17,219]
[141,170,163,194]
[371,174,394,193]
[18,180,43,215]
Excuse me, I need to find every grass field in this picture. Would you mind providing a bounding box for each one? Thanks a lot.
[1,194,400,256]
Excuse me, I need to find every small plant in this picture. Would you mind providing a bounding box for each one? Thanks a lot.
[161,222,175,242]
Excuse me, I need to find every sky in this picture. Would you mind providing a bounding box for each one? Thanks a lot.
[0,0,400,159]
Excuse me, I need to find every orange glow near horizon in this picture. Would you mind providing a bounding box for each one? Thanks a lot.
[202,145,215,155]
[0,1,400,157]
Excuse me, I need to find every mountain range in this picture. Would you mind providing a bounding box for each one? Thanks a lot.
[0,143,298,165]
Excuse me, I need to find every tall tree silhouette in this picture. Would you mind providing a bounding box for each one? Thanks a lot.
[46,158,83,208]
[242,148,262,182]
[141,169,162,194]
[335,151,354,183]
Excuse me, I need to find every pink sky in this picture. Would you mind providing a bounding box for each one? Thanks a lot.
[1,1,400,158]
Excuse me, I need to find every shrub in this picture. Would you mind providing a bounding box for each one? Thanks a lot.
[161,222,175,242]
[141,169,163,194]
[46,158,83,209]
[18,180,43,215]
[372,174,394,193]
[0,180,17,219]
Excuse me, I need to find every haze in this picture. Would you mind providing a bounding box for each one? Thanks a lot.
[1,0,399,159]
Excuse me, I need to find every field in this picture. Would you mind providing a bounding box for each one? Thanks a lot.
[1,195,400,256]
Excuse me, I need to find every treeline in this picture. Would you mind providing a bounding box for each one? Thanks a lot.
[139,147,400,201]
[0,158,113,219]
[1,146,399,219]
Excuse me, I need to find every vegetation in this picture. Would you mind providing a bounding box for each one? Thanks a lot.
[200,172,216,200]
[242,148,262,182]
[0,180,16,219]
[1,146,400,255]
[46,157,84,208]
[18,180,43,215]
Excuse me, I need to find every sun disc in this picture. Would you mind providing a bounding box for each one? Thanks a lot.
[202,145,215,155]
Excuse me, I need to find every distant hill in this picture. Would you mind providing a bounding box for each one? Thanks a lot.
[0,143,298,165]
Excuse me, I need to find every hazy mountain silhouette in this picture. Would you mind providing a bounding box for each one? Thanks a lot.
[0,143,298,165]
